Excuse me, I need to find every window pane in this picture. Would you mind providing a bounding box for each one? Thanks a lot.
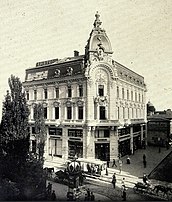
[44,89,48,99]
[68,86,72,98]
[44,107,47,119]
[79,85,83,97]
[78,106,83,119]
[100,106,106,120]
[67,107,72,119]
[98,85,104,96]
[55,107,59,119]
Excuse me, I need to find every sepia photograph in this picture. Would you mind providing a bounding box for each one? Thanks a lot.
[0,0,172,201]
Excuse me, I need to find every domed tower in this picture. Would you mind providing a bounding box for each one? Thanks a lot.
[85,12,114,69]
[147,101,156,116]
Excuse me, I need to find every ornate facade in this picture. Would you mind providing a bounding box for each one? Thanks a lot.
[23,12,147,165]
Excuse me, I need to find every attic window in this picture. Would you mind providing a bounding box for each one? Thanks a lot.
[67,67,73,76]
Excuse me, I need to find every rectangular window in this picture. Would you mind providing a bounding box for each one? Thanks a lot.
[139,93,140,102]
[142,94,144,103]
[117,86,119,98]
[44,107,47,119]
[131,91,133,101]
[128,108,130,119]
[32,127,36,134]
[100,106,106,120]
[26,91,29,100]
[123,107,125,119]
[135,92,137,102]
[49,127,62,136]
[34,90,37,100]
[79,85,83,97]
[127,90,129,100]
[98,85,104,96]
[67,107,72,119]
[55,87,59,98]
[55,107,59,119]
[122,88,124,99]
[68,86,72,98]
[49,139,62,157]
[104,130,110,137]
[78,106,83,120]
[132,108,134,118]
[44,89,48,99]
[68,129,83,137]
[117,107,120,119]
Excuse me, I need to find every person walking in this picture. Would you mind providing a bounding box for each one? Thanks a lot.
[143,154,146,162]
[126,156,130,164]
[87,188,91,200]
[112,159,117,167]
[122,187,127,201]
[121,178,125,187]
[90,192,95,201]
[47,182,52,195]
[143,159,147,168]
[51,190,56,201]
[112,173,116,189]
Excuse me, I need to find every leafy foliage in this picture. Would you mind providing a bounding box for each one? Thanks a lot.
[33,103,46,162]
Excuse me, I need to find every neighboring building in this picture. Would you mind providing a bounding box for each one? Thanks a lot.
[147,101,155,116]
[147,109,172,147]
[23,12,147,164]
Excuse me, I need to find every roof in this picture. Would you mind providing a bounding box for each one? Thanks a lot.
[149,151,172,183]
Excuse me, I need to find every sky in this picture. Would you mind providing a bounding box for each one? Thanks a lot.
[0,0,172,120]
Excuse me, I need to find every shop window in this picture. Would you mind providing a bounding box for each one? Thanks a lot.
[78,106,83,120]
[100,106,106,120]
[44,107,47,119]
[49,138,62,157]
[55,87,59,98]
[55,106,59,119]
[67,107,72,119]
[49,127,62,136]
[44,89,48,99]
[68,86,72,98]
[98,85,104,96]
[68,129,83,137]
[68,141,83,158]
[34,90,37,100]
[79,85,83,97]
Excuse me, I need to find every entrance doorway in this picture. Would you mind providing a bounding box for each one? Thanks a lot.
[95,143,110,161]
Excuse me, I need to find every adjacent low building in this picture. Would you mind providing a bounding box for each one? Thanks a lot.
[23,12,147,165]
[147,109,172,147]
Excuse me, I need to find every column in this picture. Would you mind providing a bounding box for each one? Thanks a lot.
[82,128,87,158]
[110,127,119,162]
[85,126,94,158]
[130,126,134,154]
[62,127,68,162]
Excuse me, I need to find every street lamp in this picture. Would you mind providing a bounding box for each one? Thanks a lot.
[66,155,81,201]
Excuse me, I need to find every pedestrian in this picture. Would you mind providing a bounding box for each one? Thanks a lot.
[47,182,52,195]
[158,147,161,153]
[106,167,108,175]
[51,190,56,201]
[112,159,117,167]
[90,192,95,201]
[143,174,148,185]
[87,188,90,200]
[121,178,125,187]
[143,160,147,168]
[84,193,88,201]
[122,187,127,201]
[126,156,130,164]
[119,159,123,173]
[112,173,116,189]
[143,154,146,162]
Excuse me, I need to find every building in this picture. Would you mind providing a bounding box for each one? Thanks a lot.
[23,12,147,164]
[147,109,172,147]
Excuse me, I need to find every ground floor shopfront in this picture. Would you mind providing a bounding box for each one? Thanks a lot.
[29,123,147,163]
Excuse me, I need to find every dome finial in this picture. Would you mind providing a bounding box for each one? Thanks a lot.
[93,11,102,28]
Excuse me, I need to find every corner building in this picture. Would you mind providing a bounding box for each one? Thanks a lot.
[23,12,147,164]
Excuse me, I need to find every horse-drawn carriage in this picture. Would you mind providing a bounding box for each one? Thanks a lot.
[133,182,172,200]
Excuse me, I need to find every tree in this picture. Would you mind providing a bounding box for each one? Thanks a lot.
[0,75,30,180]
[33,103,46,163]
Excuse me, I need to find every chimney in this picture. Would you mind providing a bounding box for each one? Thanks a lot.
[74,50,79,57]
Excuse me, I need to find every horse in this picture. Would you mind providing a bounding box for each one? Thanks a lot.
[153,185,169,197]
